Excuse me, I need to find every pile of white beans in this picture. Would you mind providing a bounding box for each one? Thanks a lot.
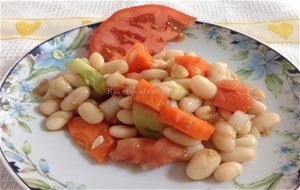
[34,49,281,182]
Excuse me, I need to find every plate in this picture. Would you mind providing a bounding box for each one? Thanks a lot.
[1,22,299,190]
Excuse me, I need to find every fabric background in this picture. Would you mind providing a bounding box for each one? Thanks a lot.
[0,1,299,189]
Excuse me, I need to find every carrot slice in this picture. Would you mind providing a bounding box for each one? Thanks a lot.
[124,43,153,73]
[132,79,168,111]
[174,56,210,77]
[159,105,215,140]
[68,117,116,164]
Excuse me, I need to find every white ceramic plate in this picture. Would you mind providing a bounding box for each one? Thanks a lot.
[1,22,299,190]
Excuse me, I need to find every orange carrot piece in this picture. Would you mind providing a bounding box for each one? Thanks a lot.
[124,43,153,73]
[174,56,210,77]
[132,79,168,112]
[68,117,116,164]
[159,105,215,140]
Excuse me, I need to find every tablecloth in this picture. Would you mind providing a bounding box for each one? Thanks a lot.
[0,1,299,189]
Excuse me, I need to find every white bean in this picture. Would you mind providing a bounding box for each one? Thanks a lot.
[48,76,73,98]
[117,109,133,125]
[152,59,169,70]
[220,147,255,163]
[106,72,125,89]
[81,58,89,64]
[85,99,98,107]
[78,102,104,124]
[184,51,196,57]
[46,111,73,131]
[173,78,191,90]
[228,111,250,131]
[207,62,228,84]
[99,95,123,120]
[140,69,169,80]
[109,125,137,138]
[250,88,265,102]
[101,59,128,74]
[63,72,86,87]
[214,162,243,182]
[218,108,232,121]
[170,99,179,108]
[125,72,145,81]
[170,64,189,79]
[124,78,138,86]
[119,96,132,109]
[149,79,161,85]
[60,86,90,111]
[153,50,166,60]
[122,85,136,96]
[89,52,104,72]
[249,127,261,139]
[252,113,281,133]
[248,100,267,115]
[191,75,217,99]
[39,99,60,116]
[212,133,236,151]
[236,134,257,147]
[33,79,49,96]
[195,105,215,121]
[215,121,236,138]
[181,144,204,161]
[179,94,202,113]
[165,49,184,60]
[237,120,252,135]
[186,149,221,180]
[42,91,61,101]
[163,127,202,146]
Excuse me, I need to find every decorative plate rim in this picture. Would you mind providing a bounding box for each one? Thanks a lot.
[0,20,299,190]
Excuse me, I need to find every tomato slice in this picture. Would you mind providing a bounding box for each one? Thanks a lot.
[88,5,196,60]
[109,138,185,168]
[217,79,249,93]
[213,80,252,112]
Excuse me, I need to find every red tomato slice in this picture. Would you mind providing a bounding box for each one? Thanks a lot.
[109,138,155,164]
[109,138,185,168]
[144,138,186,168]
[88,5,196,60]
[217,79,249,94]
[213,90,252,112]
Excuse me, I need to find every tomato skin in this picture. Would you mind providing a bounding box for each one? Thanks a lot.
[174,56,210,77]
[109,138,155,164]
[88,4,196,61]
[109,137,185,168]
[217,79,249,93]
[213,90,252,112]
[144,138,185,168]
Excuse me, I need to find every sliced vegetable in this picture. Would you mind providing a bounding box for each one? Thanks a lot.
[174,56,210,77]
[65,58,107,96]
[213,79,252,112]
[109,137,185,168]
[124,43,153,73]
[132,103,167,139]
[143,137,185,168]
[217,79,249,94]
[155,81,188,100]
[159,105,215,140]
[88,4,196,60]
[132,79,168,111]
[109,138,155,164]
[67,117,116,163]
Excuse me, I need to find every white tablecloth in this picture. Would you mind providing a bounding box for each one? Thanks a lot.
[1,1,299,189]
